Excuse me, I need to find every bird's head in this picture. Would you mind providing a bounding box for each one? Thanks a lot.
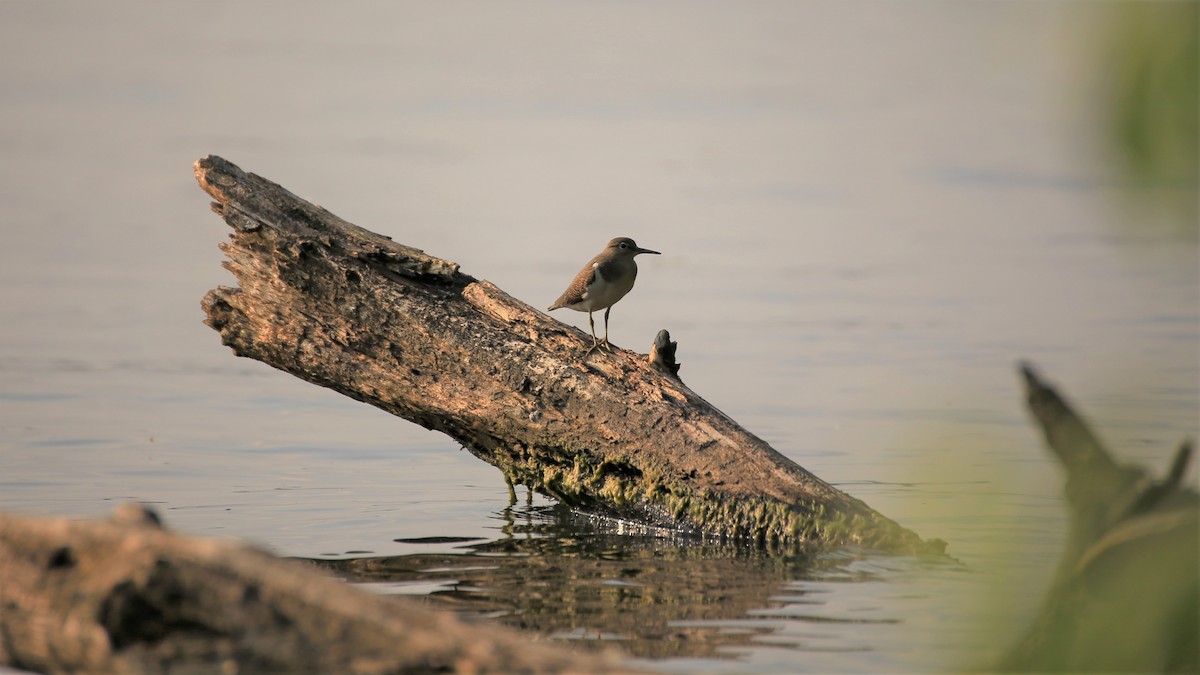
[607,237,660,257]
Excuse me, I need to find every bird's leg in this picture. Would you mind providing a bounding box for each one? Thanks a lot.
[601,306,613,350]
[584,310,601,355]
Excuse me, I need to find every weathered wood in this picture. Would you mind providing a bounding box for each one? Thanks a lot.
[195,154,943,555]
[0,505,628,674]
[999,364,1198,672]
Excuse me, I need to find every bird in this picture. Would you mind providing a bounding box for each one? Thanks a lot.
[548,237,660,353]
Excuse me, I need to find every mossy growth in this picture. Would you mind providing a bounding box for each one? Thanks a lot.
[492,442,943,555]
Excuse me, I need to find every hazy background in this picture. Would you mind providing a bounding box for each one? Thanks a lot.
[1,2,1195,672]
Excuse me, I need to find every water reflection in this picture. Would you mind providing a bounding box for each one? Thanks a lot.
[306,502,960,663]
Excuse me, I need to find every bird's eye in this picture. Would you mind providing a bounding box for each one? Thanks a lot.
[619,242,627,248]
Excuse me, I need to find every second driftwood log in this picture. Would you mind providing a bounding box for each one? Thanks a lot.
[196,155,943,555]
[0,505,626,674]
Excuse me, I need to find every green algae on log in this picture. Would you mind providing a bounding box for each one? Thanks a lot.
[196,155,945,556]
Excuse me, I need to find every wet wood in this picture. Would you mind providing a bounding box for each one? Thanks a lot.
[0,505,628,674]
[195,155,943,555]
[999,364,1197,672]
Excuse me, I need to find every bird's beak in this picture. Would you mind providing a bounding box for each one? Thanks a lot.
[635,246,661,255]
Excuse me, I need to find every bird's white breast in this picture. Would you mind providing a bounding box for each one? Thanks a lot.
[576,261,636,311]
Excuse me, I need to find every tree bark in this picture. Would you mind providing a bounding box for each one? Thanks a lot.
[999,364,1197,672]
[195,155,943,555]
[0,505,628,674]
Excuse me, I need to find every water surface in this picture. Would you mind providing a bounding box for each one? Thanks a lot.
[1,2,1196,672]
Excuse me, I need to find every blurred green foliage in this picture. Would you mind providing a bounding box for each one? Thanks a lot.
[1103,2,1198,227]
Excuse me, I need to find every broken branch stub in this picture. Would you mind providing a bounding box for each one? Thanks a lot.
[1002,363,1197,671]
[196,155,943,555]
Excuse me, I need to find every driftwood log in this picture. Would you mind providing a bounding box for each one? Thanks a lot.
[999,364,1197,672]
[0,505,628,674]
[195,155,943,555]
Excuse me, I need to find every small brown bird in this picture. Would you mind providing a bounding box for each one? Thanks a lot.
[548,237,660,352]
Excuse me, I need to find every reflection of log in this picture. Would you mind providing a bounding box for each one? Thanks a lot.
[0,505,627,674]
[319,551,793,660]
[310,505,827,660]
[1000,364,1197,672]
[195,155,943,555]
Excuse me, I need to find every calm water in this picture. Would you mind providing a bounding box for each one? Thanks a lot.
[1,2,1196,673]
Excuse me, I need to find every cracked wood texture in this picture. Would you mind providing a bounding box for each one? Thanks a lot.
[196,155,942,555]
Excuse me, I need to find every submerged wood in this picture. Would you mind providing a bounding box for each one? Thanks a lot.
[1000,364,1197,672]
[0,505,626,674]
[195,155,942,555]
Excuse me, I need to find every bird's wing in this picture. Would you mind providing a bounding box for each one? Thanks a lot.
[548,260,599,310]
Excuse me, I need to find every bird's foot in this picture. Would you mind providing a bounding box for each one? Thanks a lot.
[583,338,614,357]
